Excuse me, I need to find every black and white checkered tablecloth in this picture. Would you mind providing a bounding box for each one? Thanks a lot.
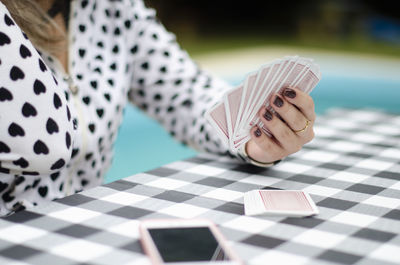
[0,108,399,265]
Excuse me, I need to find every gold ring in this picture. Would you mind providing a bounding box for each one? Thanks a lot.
[294,119,310,133]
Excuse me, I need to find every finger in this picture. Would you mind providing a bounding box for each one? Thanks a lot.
[270,94,311,136]
[258,108,302,154]
[247,126,285,163]
[282,87,316,121]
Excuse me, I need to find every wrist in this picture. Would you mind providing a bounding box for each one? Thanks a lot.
[238,142,280,168]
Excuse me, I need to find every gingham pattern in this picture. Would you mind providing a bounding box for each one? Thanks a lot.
[0,108,399,265]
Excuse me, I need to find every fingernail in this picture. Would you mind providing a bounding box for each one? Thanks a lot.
[283,88,296,98]
[273,96,284,108]
[263,109,273,121]
[254,128,262,137]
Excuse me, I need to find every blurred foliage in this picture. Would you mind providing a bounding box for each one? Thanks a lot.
[145,0,400,57]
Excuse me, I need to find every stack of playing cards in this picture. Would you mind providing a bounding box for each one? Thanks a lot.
[205,56,321,152]
[244,190,319,217]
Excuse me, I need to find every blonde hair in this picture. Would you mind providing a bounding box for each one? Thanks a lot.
[1,0,66,54]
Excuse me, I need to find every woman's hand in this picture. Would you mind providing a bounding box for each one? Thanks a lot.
[245,87,316,164]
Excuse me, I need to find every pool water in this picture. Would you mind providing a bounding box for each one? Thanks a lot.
[104,106,197,183]
[105,74,400,183]
[312,75,400,114]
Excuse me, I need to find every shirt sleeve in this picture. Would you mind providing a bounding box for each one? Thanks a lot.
[0,2,74,176]
[123,0,234,156]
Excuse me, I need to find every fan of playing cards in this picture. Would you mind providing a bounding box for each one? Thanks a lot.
[205,55,321,152]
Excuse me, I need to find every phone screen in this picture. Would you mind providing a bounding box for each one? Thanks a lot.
[148,227,230,262]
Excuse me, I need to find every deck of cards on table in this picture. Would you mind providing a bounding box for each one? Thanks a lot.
[206,56,321,152]
[244,190,319,217]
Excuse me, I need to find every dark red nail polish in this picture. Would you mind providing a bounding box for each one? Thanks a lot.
[263,109,273,121]
[283,88,296,98]
[273,96,284,107]
[254,128,262,137]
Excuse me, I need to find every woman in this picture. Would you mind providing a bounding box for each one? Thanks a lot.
[0,0,315,216]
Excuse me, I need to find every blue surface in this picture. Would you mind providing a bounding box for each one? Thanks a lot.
[105,74,400,183]
[105,107,197,183]
[312,75,400,114]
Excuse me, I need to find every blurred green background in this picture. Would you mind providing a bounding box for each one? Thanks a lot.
[105,0,400,183]
[146,0,400,57]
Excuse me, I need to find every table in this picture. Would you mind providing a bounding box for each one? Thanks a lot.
[0,108,399,265]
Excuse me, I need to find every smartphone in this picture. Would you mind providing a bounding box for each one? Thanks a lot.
[139,219,243,265]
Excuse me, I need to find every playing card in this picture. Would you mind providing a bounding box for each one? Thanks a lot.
[238,62,275,133]
[296,61,321,94]
[224,85,244,151]
[244,190,319,217]
[254,57,309,130]
[235,61,281,139]
[244,60,283,129]
[205,102,229,147]
[251,56,300,131]
[230,70,269,151]
[232,72,257,141]
[205,55,321,152]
